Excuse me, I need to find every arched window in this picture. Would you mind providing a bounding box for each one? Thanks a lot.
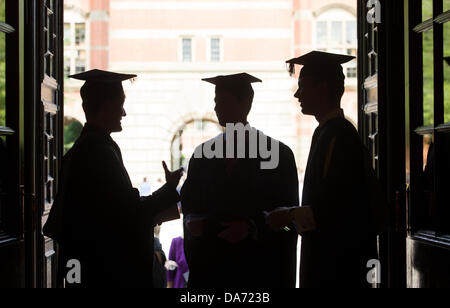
[171,119,222,170]
[314,8,357,81]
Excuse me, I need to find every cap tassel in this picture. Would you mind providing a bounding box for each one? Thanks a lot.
[287,63,295,76]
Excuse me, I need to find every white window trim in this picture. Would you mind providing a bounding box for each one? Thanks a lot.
[313,9,357,83]
[64,8,90,76]
[207,36,224,62]
[179,36,195,63]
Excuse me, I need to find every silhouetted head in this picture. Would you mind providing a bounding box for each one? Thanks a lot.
[287,51,355,118]
[202,73,262,127]
[70,69,137,133]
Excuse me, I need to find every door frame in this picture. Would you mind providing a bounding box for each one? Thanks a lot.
[357,0,407,288]
[0,0,26,289]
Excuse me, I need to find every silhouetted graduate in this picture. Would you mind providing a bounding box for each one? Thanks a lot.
[267,51,387,287]
[43,69,183,288]
[181,73,299,288]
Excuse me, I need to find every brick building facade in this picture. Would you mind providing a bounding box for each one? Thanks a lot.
[63,0,357,189]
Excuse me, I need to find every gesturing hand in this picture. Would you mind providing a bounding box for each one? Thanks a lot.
[162,161,184,189]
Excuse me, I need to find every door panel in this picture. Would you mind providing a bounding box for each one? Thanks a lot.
[405,0,450,288]
[0,0,25,288]
[358,0,382,286]
[39,0,63,288]
[358,0,408,288]
[407,235,450,287]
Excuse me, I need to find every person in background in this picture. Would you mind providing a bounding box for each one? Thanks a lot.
[153,225,168,288]
[166,235,189,288]
[140,177,152,197]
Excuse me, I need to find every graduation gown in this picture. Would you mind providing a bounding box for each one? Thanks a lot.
[300,114,378,288]
[43,124,179,288]
[181,129,299,288]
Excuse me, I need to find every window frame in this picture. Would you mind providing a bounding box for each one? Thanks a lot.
[0,0,21,243]
[313,9,358,84]
[64,21,88,77]
[409,0,450,238]
[0,12,14,134]
[180,36,194,63]
[63,7,89,78]
[208,37,223,62]
[0,3,13,237]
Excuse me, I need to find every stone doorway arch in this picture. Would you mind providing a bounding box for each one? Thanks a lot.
[170,118,222,170]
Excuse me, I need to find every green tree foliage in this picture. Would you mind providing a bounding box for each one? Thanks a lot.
[422,1,434,126]
[423,30,434,126]
[422,3,450,125]
[422,0,433,21]
[445,62,450,122]
[445,23,450,123]
[0,0,6,127]
[64,119,83,154]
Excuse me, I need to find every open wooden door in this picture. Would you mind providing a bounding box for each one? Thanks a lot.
[0,0,64,288]
[38,0,64,288]
[0,0,25,288]
[358,0,408,288]
[358,0,450,288]
[404,0,450,288]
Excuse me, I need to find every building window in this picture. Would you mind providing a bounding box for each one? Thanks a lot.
[75,23,85,47]
[347,67,357,78]
[316,21,327,46]
[64,22,87,77]
[64,23,70,47]
[314,9,357,79]
[210,38,222,62]
[182,38,192,62]
[330,21,343,45]
[346,21,357,45]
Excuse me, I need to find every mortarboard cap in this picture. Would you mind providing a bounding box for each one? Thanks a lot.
[202,73,261,103]
[202,73,262,87]
[69,69,137,83]
[286,51,355,76]
[72,70,137,109]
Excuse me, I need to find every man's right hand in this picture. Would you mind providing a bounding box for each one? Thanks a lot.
[162,161,184,189]
[264,207,295,231]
